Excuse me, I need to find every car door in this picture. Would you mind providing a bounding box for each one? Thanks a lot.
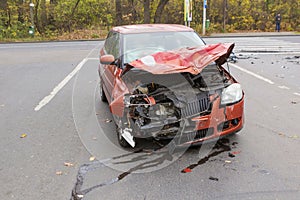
[100,31,120,103]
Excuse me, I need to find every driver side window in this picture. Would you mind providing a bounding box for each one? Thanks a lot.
[104,31,120,59]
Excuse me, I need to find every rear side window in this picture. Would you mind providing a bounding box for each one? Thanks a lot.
[104,31,120,58]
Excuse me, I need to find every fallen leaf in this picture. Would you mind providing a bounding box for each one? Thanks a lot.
[64,162,74,167]
[20,134,27,138]
[56,171,63,175]
[89,156,96,161]
[232,151,241,155]
[182,167,192,173]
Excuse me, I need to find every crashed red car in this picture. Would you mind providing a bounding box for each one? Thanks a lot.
[98,24,244,148]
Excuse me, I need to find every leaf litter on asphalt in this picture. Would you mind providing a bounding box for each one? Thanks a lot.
[64,162,74,167]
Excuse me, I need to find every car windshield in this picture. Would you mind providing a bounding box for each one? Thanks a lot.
[123,31,205,64]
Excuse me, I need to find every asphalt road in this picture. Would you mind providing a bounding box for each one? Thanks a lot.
[1,36,300,200]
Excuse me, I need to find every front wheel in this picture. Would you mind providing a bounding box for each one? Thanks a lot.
[100,82,107,102]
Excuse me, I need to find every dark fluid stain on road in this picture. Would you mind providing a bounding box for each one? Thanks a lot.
[209,176,219,181]
[70,148,175,200]
[70,138,239,199]
[181,138,233,173]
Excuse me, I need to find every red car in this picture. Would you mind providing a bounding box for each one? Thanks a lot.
[98,24,244,148]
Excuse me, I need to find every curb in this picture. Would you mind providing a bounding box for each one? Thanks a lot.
[204,32,299,38]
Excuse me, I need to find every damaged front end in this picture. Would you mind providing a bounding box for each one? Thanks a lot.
[110,43,244,147]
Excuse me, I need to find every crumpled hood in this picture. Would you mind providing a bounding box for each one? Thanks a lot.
[129,43,235,75]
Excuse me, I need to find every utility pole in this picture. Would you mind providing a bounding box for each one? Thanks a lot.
[29,0,35,36]
[202,0,207,35]
[184,0,192,27]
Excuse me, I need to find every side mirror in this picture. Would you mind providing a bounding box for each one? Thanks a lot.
[100,54,115,65]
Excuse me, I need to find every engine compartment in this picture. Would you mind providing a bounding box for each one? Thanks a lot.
[121,64,232,139]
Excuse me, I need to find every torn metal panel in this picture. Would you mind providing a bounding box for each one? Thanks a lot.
[128,43,235,75]
[108,62,242,144]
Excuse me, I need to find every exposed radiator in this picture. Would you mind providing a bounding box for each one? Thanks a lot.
[181,93,210,117]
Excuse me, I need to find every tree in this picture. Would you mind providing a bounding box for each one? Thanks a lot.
[144,0,150,23]
[115,0,122,25]
[0,0,8,27]
[17,0,24,23]
[68,0,80,32]
[40,0,48,34]
[223,0,228,31]
[154,0,169,23]
[1,0,300,40]
[128,0,138,23]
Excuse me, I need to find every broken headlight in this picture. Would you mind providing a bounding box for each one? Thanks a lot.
[221,83,243,105]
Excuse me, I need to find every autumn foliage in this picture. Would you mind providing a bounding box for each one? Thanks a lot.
[0,0,299,40]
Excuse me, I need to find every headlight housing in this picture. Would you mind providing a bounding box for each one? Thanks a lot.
[221,83,243,105]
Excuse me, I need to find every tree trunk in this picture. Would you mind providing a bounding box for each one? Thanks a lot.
[17,0,24,23]
[223,0,227,31]
[69,0,80,32]
[266,0,269,12]
[115,0,122,25]
[48,0,56,27]
[0,0,7,9]
[154,0,169,23]
[40,0,47,34]
[7,6,11,27]
[34,0,41,34]
[128,0,137,23]
[143,0,150,23]
[0,0,8,27]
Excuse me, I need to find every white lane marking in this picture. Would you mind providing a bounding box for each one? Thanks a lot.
[0,42,102,49]
[34,58,88,111]
[34,40,101,111]
[229,63,275,85]
[278,85,290,90]
[294,93,300,96]
[236,52,300,55]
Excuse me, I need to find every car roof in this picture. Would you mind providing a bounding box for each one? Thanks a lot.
[111,24,194,34]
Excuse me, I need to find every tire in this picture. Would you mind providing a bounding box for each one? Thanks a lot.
[100,82,107,102]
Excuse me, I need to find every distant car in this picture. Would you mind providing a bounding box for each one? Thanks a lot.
[98,24,244,148]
